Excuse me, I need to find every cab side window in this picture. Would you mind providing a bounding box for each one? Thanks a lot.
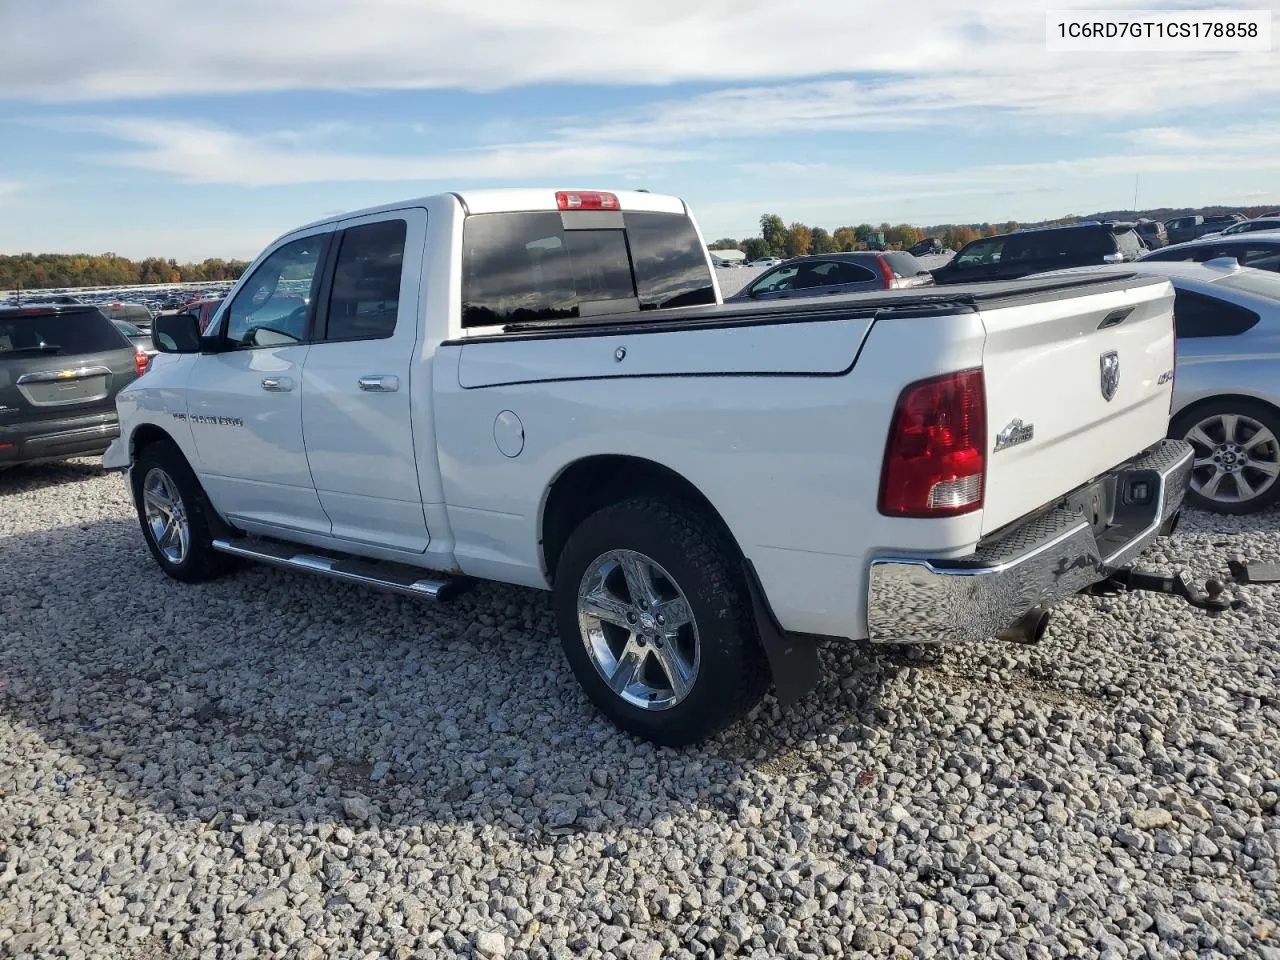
[325,219,408,341]
[223,236,327,349]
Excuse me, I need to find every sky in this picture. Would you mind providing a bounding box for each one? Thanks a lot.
[1,0,1278,261]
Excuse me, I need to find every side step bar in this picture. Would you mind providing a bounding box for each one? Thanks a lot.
[211,538,466,601]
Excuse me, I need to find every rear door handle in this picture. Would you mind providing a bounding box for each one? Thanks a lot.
[358,375,400,393]
[260,377,294,392]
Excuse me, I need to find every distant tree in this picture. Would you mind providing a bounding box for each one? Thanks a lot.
[708,238,740,251]
[742,237,771,261]
[809,226,838,254]
[885,224,922,249]
[760,214,788,257]
[854,224,876,243]
[784,222,812,257]
[982,224,999,237]
[832,226,858,251]
[1002,221,1020,234]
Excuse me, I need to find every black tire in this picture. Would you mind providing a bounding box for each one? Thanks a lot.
[1171,399,1280,515]
[553,497,769,746]
[131,441,233,583]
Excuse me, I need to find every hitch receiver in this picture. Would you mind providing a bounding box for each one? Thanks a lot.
[1088,567,1242,612]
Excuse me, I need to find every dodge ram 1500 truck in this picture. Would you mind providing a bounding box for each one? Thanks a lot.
[104,188,1191,745]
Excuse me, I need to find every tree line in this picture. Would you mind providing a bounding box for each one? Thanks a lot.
[709,214,1023,259]
[712,203,1280,260]
[0,253,250,291]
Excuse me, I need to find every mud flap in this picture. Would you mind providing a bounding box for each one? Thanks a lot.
[743,561,821,708]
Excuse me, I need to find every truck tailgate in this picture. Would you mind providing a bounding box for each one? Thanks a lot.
[979,278,1176,534]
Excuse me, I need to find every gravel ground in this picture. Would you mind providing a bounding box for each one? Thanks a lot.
[1,461,1278,960]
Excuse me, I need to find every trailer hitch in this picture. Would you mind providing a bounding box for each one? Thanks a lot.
[1088,567,1244,612]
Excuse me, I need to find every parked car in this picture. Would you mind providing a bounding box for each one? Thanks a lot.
[184,298,225,333]
[110,318,157,357]
[100,301,154,330]
[106,187,1187,745]
[1134,219,1168,249]
[930,221,1144,285]
[908,237,944,257]
[1139,232,1280,274]
[725,252,933,301]
[1199,217,1280,240]
[1037,260,1280,514]
[0,304,145,468]
[1164,214,1245,246]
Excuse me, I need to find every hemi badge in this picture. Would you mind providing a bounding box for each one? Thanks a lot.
[994,418,1035,453]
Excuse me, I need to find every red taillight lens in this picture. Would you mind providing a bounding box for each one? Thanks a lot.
[134,349,149,377]
[556,191,619,211]
[879,368,987,518]
[875,256,896,289]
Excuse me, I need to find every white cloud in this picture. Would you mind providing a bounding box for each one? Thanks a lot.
[2,0,1254,102]
[71,118,696,186]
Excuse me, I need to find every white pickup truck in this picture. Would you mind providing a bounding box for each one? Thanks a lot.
[105,188,1192,745]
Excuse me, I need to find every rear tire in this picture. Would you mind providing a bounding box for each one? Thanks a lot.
[553,497,770,746]
[1172,399,1280,515]
[131,441,233,583]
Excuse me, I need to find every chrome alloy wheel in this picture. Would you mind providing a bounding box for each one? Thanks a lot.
[1186,412,1280,506]
[142,466,190,564]
[577,549,700,711]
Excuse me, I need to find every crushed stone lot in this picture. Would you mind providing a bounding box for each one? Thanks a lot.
[1,461,1278,960]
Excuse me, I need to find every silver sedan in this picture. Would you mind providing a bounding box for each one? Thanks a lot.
[1038,258,1280,514]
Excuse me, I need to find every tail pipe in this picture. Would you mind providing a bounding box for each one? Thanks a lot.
[996,605,1052,645]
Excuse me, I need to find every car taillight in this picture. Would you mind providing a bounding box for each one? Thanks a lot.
[556,191,619,211]
[134,349,149,377]
[879,368,987,518]
[875,256,897,289]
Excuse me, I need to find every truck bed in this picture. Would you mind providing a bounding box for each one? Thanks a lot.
[467,272,1168,340]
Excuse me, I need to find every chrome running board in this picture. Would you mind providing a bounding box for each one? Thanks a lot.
[211,538,464,601]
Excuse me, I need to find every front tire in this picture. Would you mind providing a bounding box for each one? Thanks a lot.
[131,442,232,583]
[1172,400,1280,515]
[553,497,769,746]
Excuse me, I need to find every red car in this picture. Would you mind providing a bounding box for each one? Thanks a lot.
[187,298,224,333]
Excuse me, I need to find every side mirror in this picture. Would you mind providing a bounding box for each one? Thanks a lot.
[152,312,203,354]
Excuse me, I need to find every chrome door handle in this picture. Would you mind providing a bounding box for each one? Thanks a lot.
[260,377,294,392]
[358,375,400,393]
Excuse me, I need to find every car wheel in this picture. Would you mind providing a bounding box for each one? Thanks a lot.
[1172,399,1280,514]
[553,497,770,746]
[131,441,234,582]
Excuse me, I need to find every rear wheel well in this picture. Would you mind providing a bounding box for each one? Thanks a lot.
[541,456,740,584]
[1171,394,1280,430]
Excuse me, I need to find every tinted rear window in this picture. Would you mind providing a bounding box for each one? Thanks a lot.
[461,210,713,327]
[623,211,716,310]
[0,309,128,357]
[1173,290,1260,339]
[881,252,925,277]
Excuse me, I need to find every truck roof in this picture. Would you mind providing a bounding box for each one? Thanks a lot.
[289,188,688,235]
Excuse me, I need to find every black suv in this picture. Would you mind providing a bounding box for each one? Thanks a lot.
[0,305,144,467]
[930,222,1146,285]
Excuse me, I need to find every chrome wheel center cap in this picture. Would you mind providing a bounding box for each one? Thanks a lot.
[638,612,657,634]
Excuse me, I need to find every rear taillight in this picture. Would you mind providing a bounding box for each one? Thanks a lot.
[879,369,987,518]
[556,191,619,211]
[875,256,896,289]
[134,349,149,378]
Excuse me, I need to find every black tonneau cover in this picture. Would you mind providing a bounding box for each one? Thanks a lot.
[471,271,1168,344]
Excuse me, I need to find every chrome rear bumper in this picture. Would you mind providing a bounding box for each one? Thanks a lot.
[866,439,1192,645]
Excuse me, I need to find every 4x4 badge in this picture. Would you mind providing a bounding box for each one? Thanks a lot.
[994,418,1035,452]
[1100,350,1120,402]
